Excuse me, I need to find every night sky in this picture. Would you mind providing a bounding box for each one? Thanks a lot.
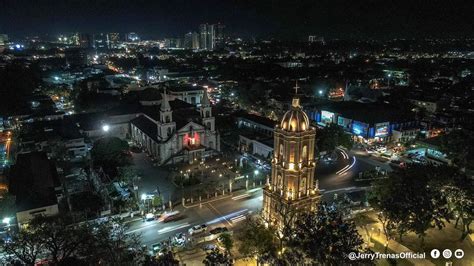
[1,0,473,39]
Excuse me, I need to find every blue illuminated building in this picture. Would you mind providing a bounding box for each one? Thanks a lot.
[307,102,418,143]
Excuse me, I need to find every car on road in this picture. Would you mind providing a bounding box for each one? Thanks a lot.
[144,213,155,222]
[210,227,228,235]
[188,224,207,235]
[159,211,182,223]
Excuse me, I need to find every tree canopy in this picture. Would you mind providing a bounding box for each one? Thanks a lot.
[369,164,472,244]
[288,202,369,264]
[316,123,353,153]
[1,215,145,265]
[91,137,131,178]
[438,130,474,170]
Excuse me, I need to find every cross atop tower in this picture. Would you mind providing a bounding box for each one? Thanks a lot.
[293,81,300,95]
[292,81,301,107]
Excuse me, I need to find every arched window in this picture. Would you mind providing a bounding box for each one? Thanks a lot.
[289,144,295,163]
[279,144,284,160]
[167,127,172,136]
[205,110,210,117]
[302,145,308,161]
[300,177,306,194]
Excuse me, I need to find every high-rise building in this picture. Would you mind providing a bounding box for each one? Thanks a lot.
[164,38,182,49]
[262,84,320,229]
[184,32,193,49]
[215,23,225,48]
[199,24,208,50]
[107,33,120,49]
[199,23,215,50]
[184,32,200,49]
[192,32,200,50]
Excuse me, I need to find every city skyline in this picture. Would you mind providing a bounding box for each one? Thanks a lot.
[1,0,473,39]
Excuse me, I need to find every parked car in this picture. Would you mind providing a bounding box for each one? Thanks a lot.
[210,227,228,235]
[202,243,217,251]
[173,232,186,247]
[188,224,207,235]
[151,241,167,255]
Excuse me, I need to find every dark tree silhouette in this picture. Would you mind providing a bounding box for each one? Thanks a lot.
[289,202,369,264]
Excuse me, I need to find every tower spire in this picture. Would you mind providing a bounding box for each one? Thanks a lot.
[161,88,171,111]
[201,88,210,107]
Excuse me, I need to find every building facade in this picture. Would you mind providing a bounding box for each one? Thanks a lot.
[199,23,215,50]
[262,94,320,228]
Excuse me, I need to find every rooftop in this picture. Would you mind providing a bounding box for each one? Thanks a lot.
[313,101,416,124]
[237,113,277,129]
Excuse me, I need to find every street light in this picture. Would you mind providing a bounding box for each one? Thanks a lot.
[254,170,259,176]
[141,193,147,201]
[2,217,11,225]
[318,90,323,95]
[102,124,110,132]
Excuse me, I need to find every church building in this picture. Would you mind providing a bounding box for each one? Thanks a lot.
[130,89,220,165]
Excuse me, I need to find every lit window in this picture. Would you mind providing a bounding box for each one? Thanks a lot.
[288,163,295,170]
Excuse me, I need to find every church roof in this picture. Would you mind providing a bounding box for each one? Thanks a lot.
[280,96,310,132]
[173,108,202,129]
[131,115,158,141]
[142,99,196,122]
[137,98,204,135]
[138,87,162,101]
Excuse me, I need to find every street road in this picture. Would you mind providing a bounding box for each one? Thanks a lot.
[127,147,389,251]
[126,188,263,248]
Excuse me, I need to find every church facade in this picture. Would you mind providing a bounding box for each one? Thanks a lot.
[130,89,220,165]
[262,91,320,228]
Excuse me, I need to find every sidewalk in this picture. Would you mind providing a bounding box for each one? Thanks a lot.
[368,227,434,266]
[358,213,434,266]
[182,187,263,209]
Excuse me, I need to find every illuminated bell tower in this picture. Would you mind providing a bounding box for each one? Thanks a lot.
[157,89,176,141]
[262,83,320,228]
[200,88,215,132]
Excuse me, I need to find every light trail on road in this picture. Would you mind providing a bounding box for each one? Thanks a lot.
[232,193,251,200]
[337,156,356,176]
[337,147,349,159]
[157,222,190,234]
[206,208,248,226]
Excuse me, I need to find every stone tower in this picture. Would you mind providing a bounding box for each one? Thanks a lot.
[262,83,320,228]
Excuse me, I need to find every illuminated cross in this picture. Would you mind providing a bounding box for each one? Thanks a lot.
[294,81,300,95]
